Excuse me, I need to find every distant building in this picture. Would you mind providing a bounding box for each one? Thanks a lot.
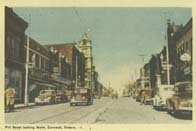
[139,63,151,89]
[149,54,161,90]
[78,33,93,89]
[167,20,184,84]
[5,7,28,103]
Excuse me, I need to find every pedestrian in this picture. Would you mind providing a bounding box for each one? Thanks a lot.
[5,85,15,113]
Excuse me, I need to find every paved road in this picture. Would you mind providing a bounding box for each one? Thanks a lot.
[5,97,113,124]
[5,97,192,124]
[95,97,192,124]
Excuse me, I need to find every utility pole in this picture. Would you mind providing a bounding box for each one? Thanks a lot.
[166,40,170,85]
[75,55,78,87]
[24,35,29,106]
[139,54,145,89]
[163,11,170,85]
[24,14,31,106]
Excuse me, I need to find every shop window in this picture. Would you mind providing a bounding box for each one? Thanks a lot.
[6,69,22,100]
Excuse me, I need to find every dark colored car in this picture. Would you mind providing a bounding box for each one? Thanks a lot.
[55,90,67,103]
[70,87,93,106]
[166,81,192,114]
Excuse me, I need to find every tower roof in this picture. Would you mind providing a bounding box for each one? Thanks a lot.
[82,33,89,40]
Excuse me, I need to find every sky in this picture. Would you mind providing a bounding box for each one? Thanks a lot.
[13,7,191,93]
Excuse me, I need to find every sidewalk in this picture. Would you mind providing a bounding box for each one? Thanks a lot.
[15,103,35,109]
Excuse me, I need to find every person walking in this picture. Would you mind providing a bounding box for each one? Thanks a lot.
[5,85,15,112]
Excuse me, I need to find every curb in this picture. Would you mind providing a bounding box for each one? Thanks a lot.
[14,103,36,109]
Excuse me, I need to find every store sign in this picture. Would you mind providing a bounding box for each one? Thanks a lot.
[53,67,59,73]
[180,53,191,62]
[184,66,191,75]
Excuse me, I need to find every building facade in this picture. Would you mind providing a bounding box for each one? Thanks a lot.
[24,36,52,102]
[45,43,85,88]
[5,7,28,103]
[175,18,192,82]
[167,18,192,83]
[48,47,72,88]
[78,33,93,89]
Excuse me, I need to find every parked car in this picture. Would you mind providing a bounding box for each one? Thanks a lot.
[34,89,56,105]
[153,85,174,110]
[65,90,73,101]
[166,81,192,114]
[70,87,93,106]
[138,88,153,105]
[55,90,67,103]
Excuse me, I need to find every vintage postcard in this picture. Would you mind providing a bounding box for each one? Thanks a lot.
[0,0,195,131]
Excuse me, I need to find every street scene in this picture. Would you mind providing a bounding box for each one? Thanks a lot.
[4,7,192,124]
[5,97,191,124]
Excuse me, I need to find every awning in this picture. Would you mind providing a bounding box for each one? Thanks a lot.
[35,82,57,88]
[51,75,72,86]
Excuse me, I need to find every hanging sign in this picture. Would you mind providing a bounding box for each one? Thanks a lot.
[180,53,191,61]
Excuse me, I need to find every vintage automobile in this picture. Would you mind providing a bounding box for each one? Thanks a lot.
[153,85,174,110]
[70,87,93,106]
[55,90,67,103]
[34,89,56,105]
[138,88,153,105]
[65,90,73,101]
[166,81,192,114]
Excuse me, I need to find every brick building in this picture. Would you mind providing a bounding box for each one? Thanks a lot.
[175,18,192,82]
[5,7,28,103]
[167,18,192,82]
[45,43,85,87]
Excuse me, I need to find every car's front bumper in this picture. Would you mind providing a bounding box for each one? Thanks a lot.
[35,98,50,104]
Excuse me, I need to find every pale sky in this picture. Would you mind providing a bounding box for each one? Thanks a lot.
[13,7,191,93]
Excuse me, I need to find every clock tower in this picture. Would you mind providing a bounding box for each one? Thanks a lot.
[78,33,93,89]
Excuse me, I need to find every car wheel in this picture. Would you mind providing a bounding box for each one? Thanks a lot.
[50,99,55,104]
[166,100,171,114]
[172,104,177,115]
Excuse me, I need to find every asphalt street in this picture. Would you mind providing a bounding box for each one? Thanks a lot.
[5,97,192,124]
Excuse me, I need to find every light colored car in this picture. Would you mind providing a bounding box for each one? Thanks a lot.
[34,89,56,105]
[166,81,192,114]
[153,85,174,109]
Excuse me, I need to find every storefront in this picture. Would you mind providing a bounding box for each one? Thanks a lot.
[5,67,23,102]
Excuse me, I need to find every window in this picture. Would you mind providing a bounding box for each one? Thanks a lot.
[11,39,15,57]
[6,36,21,59]
[15,39,20,58]
[35,54,39,68]
[6,36,11,58]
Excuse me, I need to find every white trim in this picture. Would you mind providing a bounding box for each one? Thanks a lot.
[24,46,49,60]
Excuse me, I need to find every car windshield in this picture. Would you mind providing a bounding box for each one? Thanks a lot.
[164,87,173,91]
[74,88,88,94]
[176,83,192,93]
[40,90,53,94]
